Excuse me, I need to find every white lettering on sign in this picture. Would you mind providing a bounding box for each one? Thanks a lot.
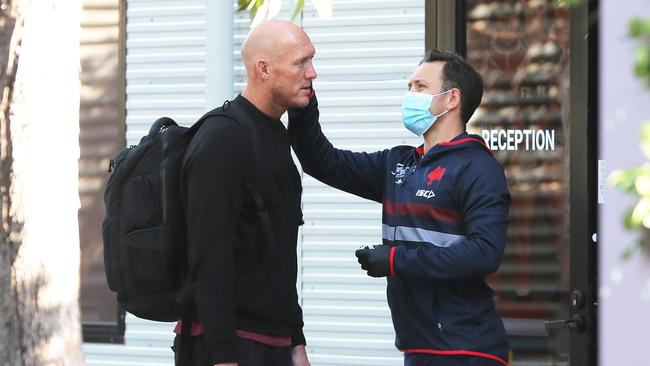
[481,129,556,151]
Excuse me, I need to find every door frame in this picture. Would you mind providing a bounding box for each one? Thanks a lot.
[568,0,599,364]
[425,1,599,364]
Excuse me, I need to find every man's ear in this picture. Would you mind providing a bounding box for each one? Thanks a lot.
[447,88,461,110]
[256,59,271,80]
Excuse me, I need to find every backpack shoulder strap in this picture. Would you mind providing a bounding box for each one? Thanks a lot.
[221,102,279,270]
[185,103,229,136]
[190,100,278,269]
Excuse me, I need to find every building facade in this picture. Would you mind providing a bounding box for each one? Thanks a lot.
[79,0,650,365]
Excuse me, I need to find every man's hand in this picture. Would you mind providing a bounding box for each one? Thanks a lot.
[292,345,311,366]
[355,245,393,277]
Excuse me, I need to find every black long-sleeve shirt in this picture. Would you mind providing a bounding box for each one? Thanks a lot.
[181,94,305,364]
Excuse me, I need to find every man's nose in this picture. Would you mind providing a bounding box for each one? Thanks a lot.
[306,61,317,80]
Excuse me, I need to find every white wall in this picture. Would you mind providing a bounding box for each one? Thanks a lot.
[599,1,650,365]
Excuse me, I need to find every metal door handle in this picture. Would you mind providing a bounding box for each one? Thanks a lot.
[545,314,586,333]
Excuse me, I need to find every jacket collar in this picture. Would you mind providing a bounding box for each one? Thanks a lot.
[415,132,492,162]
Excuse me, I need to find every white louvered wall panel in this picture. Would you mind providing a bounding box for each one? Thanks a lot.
[125,0,211,146]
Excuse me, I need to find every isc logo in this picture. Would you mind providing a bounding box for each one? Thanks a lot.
[415,189,436,199]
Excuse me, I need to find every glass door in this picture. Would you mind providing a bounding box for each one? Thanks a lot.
[460,1,597,364]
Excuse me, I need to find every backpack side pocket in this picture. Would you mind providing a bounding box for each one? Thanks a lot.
[124,227,176,293]
[123,174,163,232]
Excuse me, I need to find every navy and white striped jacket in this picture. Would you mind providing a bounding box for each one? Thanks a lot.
[288,95,511,366]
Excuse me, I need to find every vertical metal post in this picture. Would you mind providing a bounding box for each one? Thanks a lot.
[205,0,234,109]
[118,0,127,149]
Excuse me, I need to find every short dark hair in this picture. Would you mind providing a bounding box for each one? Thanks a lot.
[420,50,483,124]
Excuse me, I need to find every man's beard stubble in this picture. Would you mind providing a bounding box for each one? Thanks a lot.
[271,86,309,110]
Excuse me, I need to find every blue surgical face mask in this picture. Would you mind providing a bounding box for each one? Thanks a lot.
[401,90,451,136]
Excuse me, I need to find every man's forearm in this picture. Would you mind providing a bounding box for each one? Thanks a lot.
[292,345,311,366]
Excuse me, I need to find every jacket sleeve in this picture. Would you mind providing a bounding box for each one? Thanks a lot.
[288,94,388,203]
[290,300,306,347]
[182,118,248,364]
[393,156,510,280]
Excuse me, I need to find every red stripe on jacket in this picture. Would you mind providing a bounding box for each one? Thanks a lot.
[401,348,508,366]
[389,246,397,276]
[438,138,492,155]
[384,200,461,224]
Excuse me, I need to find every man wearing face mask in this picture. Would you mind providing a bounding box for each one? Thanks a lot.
[287,50,510,366]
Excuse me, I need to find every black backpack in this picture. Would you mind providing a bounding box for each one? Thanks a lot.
[102,101,275,322]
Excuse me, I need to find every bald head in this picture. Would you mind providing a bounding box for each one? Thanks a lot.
[239,19,317,118]
[241,20,309,68]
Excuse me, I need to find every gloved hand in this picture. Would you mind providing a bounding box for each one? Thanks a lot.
[355,244,394,278]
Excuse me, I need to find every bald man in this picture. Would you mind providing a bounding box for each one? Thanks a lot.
[174,20,316,366]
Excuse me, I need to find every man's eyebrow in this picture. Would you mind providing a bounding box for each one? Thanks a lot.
[408,79,426,88]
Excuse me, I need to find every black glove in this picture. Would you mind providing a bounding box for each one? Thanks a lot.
[355,245,393,278]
